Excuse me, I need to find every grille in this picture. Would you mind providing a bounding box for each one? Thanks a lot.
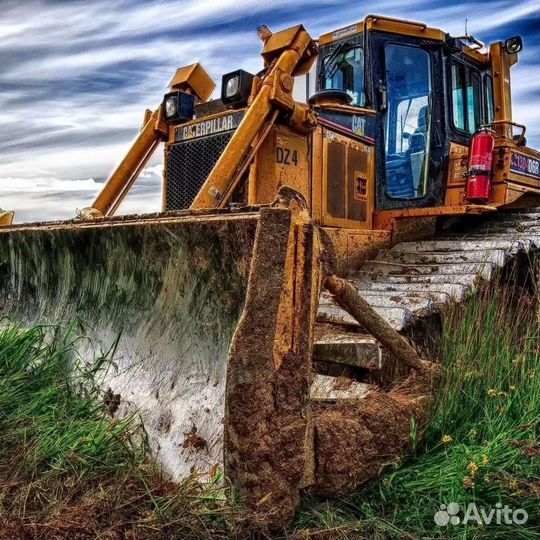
[165,131,234,210]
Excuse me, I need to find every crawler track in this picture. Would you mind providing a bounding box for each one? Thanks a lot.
[313,209,540,382]
[318,209,540,331]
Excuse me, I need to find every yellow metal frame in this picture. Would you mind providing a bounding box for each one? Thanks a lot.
[76,15,538,240]
[82,106,168,218]
[191,25,318,209]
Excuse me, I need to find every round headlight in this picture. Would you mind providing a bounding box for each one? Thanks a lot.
[165,96,177,118]
[225,76,239,98]
[505,36,523,54]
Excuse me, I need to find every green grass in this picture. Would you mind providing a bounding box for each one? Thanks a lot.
[292,283,540,539]
[0,324,139,478]
[0,282,537,539]
[0,323,235,539]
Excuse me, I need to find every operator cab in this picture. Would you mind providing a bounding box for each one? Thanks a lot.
[309,15,518,212]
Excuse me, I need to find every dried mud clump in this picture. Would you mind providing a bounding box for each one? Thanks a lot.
[182,426,208,452]
[312,364,440,497]
[103,388,121,416]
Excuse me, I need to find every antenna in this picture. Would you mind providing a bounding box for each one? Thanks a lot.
[465,18,468,36]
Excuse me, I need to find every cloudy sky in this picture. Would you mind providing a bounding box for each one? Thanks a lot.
[0,0,538,222]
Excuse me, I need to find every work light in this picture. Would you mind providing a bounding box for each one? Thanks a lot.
[225,76,240,98]
[165,96,177,118]
[162,91,195,124]
[221,70,254,107]
[504,36,523,54]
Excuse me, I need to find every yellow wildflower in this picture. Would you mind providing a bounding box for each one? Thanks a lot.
[463,476,475,489]
[487,389,497,397]
[467,462,479,477]
[513,356,523,365]
[509,385,516,391]
[481,454,489,465]
[469,428,478,437]
[528,370,536,379]
[442,435,453,444]
[498,390,508,397]
[509,480,519,491]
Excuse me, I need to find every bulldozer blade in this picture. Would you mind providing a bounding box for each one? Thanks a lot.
[0,210,258,480]
[0,205,322,528]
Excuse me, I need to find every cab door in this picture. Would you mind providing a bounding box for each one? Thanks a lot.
[371,33,445,210]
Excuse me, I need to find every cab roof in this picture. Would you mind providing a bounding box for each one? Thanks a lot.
[319,15,489,64]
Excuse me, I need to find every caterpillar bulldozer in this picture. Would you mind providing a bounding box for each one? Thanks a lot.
[1,15,539,528]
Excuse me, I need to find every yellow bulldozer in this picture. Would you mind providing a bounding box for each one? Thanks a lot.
[1,15,539,528]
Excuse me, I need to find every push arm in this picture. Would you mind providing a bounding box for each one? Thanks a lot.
[190,25,317,209]
[79,107,167,219]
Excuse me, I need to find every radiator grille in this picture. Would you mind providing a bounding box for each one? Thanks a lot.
[165,131,234,210]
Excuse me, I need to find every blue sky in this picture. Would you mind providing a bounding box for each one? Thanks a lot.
[0,0,538,222]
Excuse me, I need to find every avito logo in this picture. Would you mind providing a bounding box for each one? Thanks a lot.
[434,502,528,527]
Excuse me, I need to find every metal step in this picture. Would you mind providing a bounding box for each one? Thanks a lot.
[317,303,411,331]
[438,231,540,242]
[313,332,383,370]
[469,223,540,234]
[392,239,533,253]
[319,290,434,311]
[351,272,481,287]
[356,281,470,301]
[360,289,449,306]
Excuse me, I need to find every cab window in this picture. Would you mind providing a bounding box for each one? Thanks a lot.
[468,71,482,131]
[384,44,432,199]
[451,62,483,133]
[323,46,365,106]
[484,74,495,123]
[451,65,466,130]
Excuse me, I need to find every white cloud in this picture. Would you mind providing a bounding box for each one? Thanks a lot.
[2,164,163,222]
[0,177,99,193]
[0,0,538,222]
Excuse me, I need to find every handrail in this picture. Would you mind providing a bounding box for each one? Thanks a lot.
[485,120,526,145]
[454,34,484,50]
[365,14,428,31]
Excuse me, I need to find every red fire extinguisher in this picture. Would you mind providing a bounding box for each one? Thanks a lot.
[466,127,495,203]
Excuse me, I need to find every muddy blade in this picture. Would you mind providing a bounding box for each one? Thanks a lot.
[0,207,323,528]
[0,212,258,479]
